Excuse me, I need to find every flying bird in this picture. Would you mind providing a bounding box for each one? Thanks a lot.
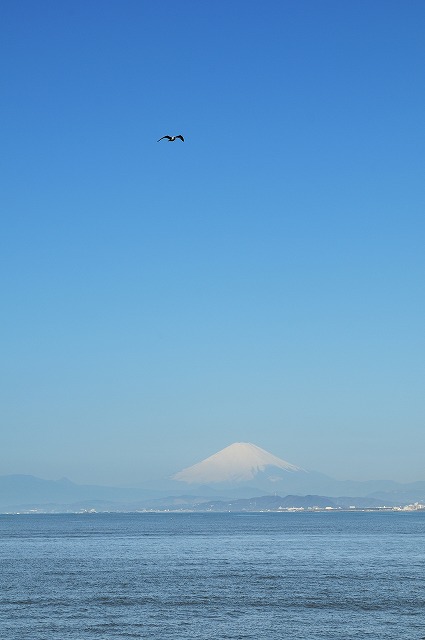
[157,135,185,142]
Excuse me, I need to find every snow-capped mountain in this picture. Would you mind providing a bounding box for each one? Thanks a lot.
[172,442,305,485]
[170,443,425,501]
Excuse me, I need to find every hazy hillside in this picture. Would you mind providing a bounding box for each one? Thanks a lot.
[1,473,425,512]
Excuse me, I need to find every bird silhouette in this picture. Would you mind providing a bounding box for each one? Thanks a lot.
[157,135,185,142]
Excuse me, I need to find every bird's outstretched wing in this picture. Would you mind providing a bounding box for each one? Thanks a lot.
[176,135,185,142]
[157,135,172,142]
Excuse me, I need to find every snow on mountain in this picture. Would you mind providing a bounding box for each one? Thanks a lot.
[172,442,304,484]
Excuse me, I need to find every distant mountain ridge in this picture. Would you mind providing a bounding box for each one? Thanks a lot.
[1,472,425,513]
[1,443,425,512]
[0,474,156,511]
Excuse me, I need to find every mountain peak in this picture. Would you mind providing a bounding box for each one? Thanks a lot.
[172,442,303,485]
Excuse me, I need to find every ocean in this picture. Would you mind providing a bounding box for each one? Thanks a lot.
[0,511,424,639]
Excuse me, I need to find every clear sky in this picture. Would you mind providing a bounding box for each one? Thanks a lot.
[1,0,424,486]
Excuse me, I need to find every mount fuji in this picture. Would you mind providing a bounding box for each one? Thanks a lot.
[171,443,425,501]
[172,442,312,494]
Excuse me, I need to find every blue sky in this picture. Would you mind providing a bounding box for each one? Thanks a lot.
[1,1,424,486]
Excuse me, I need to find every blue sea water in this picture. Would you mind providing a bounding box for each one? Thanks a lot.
[0,511,424,640]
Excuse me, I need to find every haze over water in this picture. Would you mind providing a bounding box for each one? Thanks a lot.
[1,512,424,640]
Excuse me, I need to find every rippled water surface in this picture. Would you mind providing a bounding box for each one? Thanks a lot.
[0,511,424,639]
